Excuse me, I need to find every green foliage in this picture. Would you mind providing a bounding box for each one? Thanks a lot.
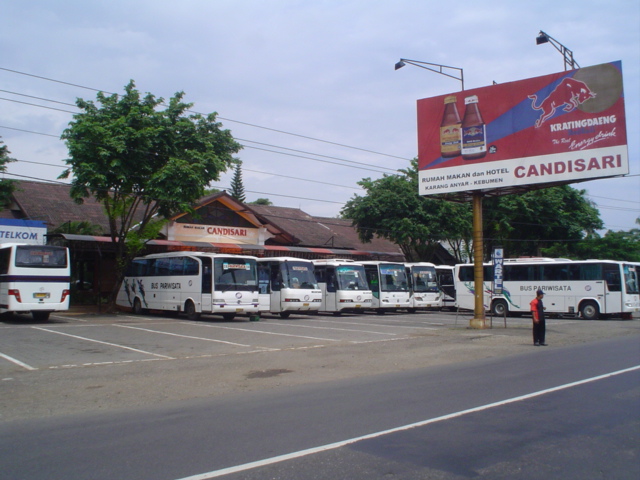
[229,161,246,202]
[484,185,604,257]
[341,159,471,262]
[0,138,16,207]
[249,198,273,206]
[59,80,242,303]
[542,220,640,261]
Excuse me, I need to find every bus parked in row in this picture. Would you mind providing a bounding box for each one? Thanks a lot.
[116,251,260,320]
[257,257,322,318]
[312,259,372,314]
[0,243,70,321]
[405,262,442,312]
[454,258,640,319]
[357,261,411,314]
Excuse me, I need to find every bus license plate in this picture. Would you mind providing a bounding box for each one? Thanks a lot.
[355,304,361,308]
[34,293,50,299]
[235,308,244,313]
[303,303,309,307]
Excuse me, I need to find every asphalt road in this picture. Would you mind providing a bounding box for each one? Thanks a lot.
[0,309,638,480]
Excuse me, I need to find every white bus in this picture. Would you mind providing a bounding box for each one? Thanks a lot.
[405,262,442,312]
[0,243,70,321]
[116,252,260,321]
[435,265,456,310]
[257,257,322,318]
[357,261,411,314]
[454,258,640,320]
[312,259,373,314]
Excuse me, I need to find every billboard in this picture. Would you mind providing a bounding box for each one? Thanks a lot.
[418,61,629,196]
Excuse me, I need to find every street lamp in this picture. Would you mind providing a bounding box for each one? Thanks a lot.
[395,57,486,329]
[395,58,464,91]
[536,31,580,71]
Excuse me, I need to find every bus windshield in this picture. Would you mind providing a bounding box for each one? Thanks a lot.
[15,245,68,268]
[281,261,317,289]
[336,265,369,290]
[379,265,408,292]
[412,267,439,292]
[214,258,258,291]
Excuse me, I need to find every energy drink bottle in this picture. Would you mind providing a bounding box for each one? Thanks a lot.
[461,95,487,160]
[440,95,461,158]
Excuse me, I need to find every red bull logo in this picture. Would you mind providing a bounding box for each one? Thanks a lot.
[529,77,596,128]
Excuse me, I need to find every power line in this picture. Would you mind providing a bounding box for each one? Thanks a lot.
[0,66,411,161]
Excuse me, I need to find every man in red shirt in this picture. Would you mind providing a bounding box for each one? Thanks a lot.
[530,289,547,346]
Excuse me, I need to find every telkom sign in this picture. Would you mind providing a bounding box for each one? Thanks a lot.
[0,219,47,245]
[417,61,629,196]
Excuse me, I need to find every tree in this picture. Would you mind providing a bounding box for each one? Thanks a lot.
[0,137,16,207]
[542,218,640,261]
[229,161,246,202]
[341,159,472,262]
[484,185,603,257]
[249,198,273,206]
[60,80,242,304]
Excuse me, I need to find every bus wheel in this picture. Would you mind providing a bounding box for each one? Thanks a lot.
[222,313,236,321]
[32,311,50,322]
[279,312,291,319]
[580,301,600,320]
[407,308,417,314]
[133,298,143,315]
[185,300,201,321]
[332,311,342,316]
[376,309,385,315]
[491,299,508,317]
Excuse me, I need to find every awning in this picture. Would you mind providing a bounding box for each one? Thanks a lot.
[47,234,402,259]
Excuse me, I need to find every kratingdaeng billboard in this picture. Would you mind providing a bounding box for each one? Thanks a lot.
[418,61,629,196]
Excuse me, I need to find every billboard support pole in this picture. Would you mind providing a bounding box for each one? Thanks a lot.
[470,192,486,329]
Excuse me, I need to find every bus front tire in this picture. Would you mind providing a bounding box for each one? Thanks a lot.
[279,312,291,319]
[580,301,600,320]
[491,299,508,317]
[222,313,236,321]
[185,301,201,321]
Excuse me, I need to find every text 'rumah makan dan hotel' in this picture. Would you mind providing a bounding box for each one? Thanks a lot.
[417,61,629,197]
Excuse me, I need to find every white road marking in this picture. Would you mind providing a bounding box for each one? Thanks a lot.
[115,324,257,348]
[173,365,640,480]
[0,352,37,370]
[264,322,397,336]
[31,327,175,359]
[184,322,340,342]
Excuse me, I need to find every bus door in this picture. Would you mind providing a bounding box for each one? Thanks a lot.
[200,257,212,312]
[323,266,338,311]
[363,265,381,308]
[258,262,283,313]
[603,263,623,314]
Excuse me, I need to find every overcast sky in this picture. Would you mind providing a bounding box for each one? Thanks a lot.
[1,0,638,233]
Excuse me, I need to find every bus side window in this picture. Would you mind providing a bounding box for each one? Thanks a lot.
[184,258,199,276]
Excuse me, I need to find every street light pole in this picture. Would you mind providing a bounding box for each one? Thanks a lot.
[536,31,580,71]
[396,58,486,329]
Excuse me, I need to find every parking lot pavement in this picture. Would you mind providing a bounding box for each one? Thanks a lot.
[1,308,638,422]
